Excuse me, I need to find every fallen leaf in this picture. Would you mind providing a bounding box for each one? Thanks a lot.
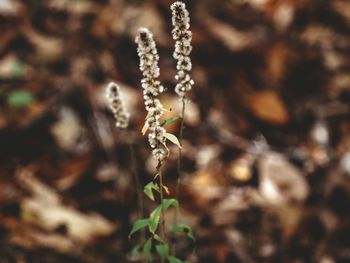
[17,170,115,244]
[247,90,289,124]
[258,152,309,205]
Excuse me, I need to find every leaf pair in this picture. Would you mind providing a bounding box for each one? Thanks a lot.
[129,199,179,238]
[144,181,170,201]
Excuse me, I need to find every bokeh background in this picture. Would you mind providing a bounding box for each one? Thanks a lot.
[1,0,350,262]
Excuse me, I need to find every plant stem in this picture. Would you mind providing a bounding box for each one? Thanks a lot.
[127,135,145,244]
[172,96,186,253]
[158,163,166,241]
[157,161,166,263]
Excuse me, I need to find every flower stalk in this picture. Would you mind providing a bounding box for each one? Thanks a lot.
[135,27,168,247]
[106,82,145,245]
[171,1,194,237]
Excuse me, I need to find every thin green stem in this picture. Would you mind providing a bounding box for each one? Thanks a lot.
[172,96,186,254]
[176,97,186,197]
[157,161,166,263]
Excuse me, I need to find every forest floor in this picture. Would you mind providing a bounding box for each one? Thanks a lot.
[1,0,350,262]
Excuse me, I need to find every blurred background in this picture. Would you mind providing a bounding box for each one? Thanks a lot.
[1,0,350,262]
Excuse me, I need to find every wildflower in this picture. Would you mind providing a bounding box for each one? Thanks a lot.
[106,82,130,129]
[171,1,194,97]
[135,27,168,161]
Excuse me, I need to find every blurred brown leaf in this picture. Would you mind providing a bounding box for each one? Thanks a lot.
[247,90,289,124]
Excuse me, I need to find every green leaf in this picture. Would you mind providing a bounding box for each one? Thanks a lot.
[153,233,164,243]
[162,198,179,212]
[144,182,160,201]
[168,255,185,263]
[155,244,169,261]
[130,244,141,257]
[8,90,34,109]
[149,205,162,234]
[170,224,195,241]
[143,238,153,262]
[161,116,180,126]
[164,133,182,148]
[129,218,149,238]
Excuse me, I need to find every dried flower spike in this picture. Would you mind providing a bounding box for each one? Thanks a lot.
[135,27,168,161]
[171,1,194,97]
[106,82,130,129]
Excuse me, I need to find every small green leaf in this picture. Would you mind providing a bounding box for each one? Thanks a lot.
[170,224,195,241]
[143,238,153,262]
[8,90,34,109]
[149,205,162,234]
[155,244,169,261]
[161,116,180,126]
[131,244,141,257]
[168,255,185,263]
[153,233,164,243]
[164,133,182,148]
[144,182,160,201]
[129,218,149,238]
[162,198,179,212]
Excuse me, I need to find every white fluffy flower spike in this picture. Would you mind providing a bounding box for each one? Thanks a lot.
[135,27,168,162]
[171,1,194,97]
[106,82,130,129]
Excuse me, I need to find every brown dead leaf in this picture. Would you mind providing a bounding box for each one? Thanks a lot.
[1,217,76,252]
[258,152,309,205]
[50,107,86,151]
[246,90,289,124]
[202,16,256,52]
[266,42,291,83]
[20,24,64,61]
[17,170,115,244]
[0,0,22,15]
[48,0,95,14]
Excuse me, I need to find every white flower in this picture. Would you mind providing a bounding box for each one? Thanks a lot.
[135,27,168,161]
[106,82,130,129]
[171,1,194,97]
